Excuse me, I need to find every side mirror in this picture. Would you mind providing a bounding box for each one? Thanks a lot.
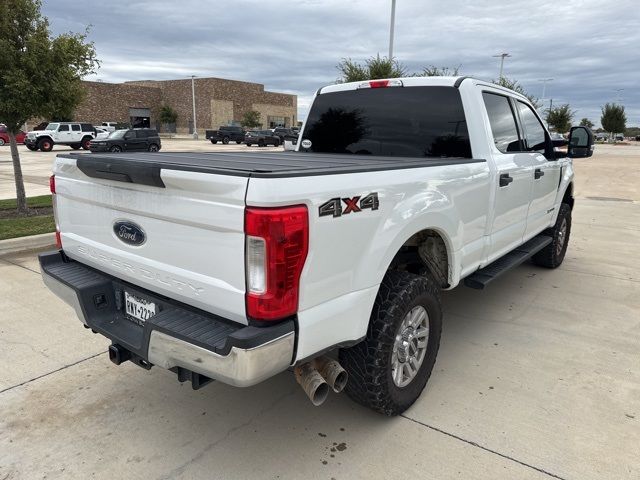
[567,126,594,158]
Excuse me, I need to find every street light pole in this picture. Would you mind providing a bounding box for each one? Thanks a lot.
[388,0,396,59]
[191,75,198,140]
[493,52,511,79]
[539,78,553,101]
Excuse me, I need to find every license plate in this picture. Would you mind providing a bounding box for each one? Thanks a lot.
[124,291,157,323]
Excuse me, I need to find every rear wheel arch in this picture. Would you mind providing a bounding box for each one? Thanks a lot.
[386,228,451,289]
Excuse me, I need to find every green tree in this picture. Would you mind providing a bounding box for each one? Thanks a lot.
[492,77,541,109]
[420,65,461,77]
[337,55,407,82]
[0,0,98,214]
[600,103,626,138]
[241,110,261,129]
[579,118,594,129]
[159,105,178,124]
[546,104,575,133]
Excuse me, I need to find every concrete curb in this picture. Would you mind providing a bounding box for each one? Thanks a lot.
[0,232,56,256]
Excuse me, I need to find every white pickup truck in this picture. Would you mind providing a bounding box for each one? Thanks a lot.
[39,77,594,415]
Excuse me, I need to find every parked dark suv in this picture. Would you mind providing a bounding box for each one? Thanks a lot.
[89,128,161,153]
[245,130,281,147]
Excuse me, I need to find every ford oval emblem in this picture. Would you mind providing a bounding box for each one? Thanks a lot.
[113,220,146,246]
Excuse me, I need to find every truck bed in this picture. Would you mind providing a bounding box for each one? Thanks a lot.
[65,152,484,186]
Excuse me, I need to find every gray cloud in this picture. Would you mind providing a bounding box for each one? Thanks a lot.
[43,0,639,126]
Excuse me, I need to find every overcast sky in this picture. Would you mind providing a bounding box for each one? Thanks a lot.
[43,0,639,127]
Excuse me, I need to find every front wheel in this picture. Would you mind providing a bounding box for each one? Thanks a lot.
[273,140,280,147]
[26,144,37,151]
[340,270,442,416]
[0,138,5,146]
[70,143,81,150]
[222,136,230,145]
[110,145,122,153]
[38,139,53,152]
[210,139,217,144]
[532,203,571,268]
[148,143,159,152]
[236,140,242,144]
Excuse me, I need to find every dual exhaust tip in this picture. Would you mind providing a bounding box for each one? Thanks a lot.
[294,356,348,406]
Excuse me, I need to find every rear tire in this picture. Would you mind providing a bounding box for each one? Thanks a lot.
[258,140,265,147]
[210,139,217,144]
[38,139,53,152]
[532,203,571,268]
[222,136,230,145]
[148,143,159,152]
[340,270,442,416]
[236,140,242,144]
[246,143,251,147]
[0,138,5,146]
[26,144,37,151]
[81,137,92,150]
[110,145,122,153]
[273,140,280,147]
[70,143,81,150]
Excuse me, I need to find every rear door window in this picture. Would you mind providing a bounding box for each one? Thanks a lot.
[482,92,522,153]
[58,125,70,132]
[302,86,471,158]
[71,124,81,131]
[516,101,547,153]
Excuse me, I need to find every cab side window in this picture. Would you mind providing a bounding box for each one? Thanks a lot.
[71,125,81,131]
[516,101,547,153]
[482,92,522,153]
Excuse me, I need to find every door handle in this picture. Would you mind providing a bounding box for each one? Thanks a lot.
[499,173,513,187]
[534,169,544,179]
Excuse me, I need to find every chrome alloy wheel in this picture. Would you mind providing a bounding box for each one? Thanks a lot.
[391,305,429,388]
[556,218,568,256]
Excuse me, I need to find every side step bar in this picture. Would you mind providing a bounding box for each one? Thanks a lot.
[464,235,552,289]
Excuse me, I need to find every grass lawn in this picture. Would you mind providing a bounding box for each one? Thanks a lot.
[0,195,55,241]
[0,194,52,210]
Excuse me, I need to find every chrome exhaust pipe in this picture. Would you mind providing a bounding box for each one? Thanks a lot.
[294,362,329,406]
[314,356,348,393]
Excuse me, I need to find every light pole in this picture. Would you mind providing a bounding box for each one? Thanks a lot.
[191,75,198,140]
[493,52,511,79]
[539,78,553,101]
[388,0,396,59]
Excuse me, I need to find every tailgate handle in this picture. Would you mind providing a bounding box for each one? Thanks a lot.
[76,157,165,188]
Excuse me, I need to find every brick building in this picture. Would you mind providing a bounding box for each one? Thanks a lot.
[72,77,297,135]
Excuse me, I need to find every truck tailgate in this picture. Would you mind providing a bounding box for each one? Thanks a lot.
[53,154,248,324]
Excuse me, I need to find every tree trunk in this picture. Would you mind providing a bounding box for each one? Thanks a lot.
[9,132,28,214]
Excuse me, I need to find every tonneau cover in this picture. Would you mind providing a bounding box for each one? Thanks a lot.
[64,151,484,180]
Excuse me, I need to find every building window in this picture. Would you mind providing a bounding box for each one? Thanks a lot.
[267,116,288,128]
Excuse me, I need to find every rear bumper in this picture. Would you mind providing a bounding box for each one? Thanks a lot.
[39,251,295,387]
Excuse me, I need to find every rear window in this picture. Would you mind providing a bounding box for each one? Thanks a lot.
[301,86,471,158]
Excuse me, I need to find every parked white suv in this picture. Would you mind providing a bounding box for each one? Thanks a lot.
[39,77,595,415]
[24,122,96,152]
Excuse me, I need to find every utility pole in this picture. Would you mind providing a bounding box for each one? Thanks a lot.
[388,0,396,59]
[493,52,511,79]
[191,75,198,140]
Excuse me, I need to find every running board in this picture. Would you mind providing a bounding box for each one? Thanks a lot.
[464,235,553,289]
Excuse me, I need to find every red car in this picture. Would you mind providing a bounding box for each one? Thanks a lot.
[0,125,26,146]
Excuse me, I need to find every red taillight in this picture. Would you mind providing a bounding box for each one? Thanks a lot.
[245,205,308,321]
[55,230,62,249]
[369,79,390,88]
[49,174,56,194]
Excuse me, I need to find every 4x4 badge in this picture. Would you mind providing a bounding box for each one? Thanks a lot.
[319,193,379,218]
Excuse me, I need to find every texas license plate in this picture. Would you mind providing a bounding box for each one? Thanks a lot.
[124,291,157,323]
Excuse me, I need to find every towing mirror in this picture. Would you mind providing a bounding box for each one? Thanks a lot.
[567,126,594,158]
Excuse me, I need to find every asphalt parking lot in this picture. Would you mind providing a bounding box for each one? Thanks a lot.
[1,142,639,479]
